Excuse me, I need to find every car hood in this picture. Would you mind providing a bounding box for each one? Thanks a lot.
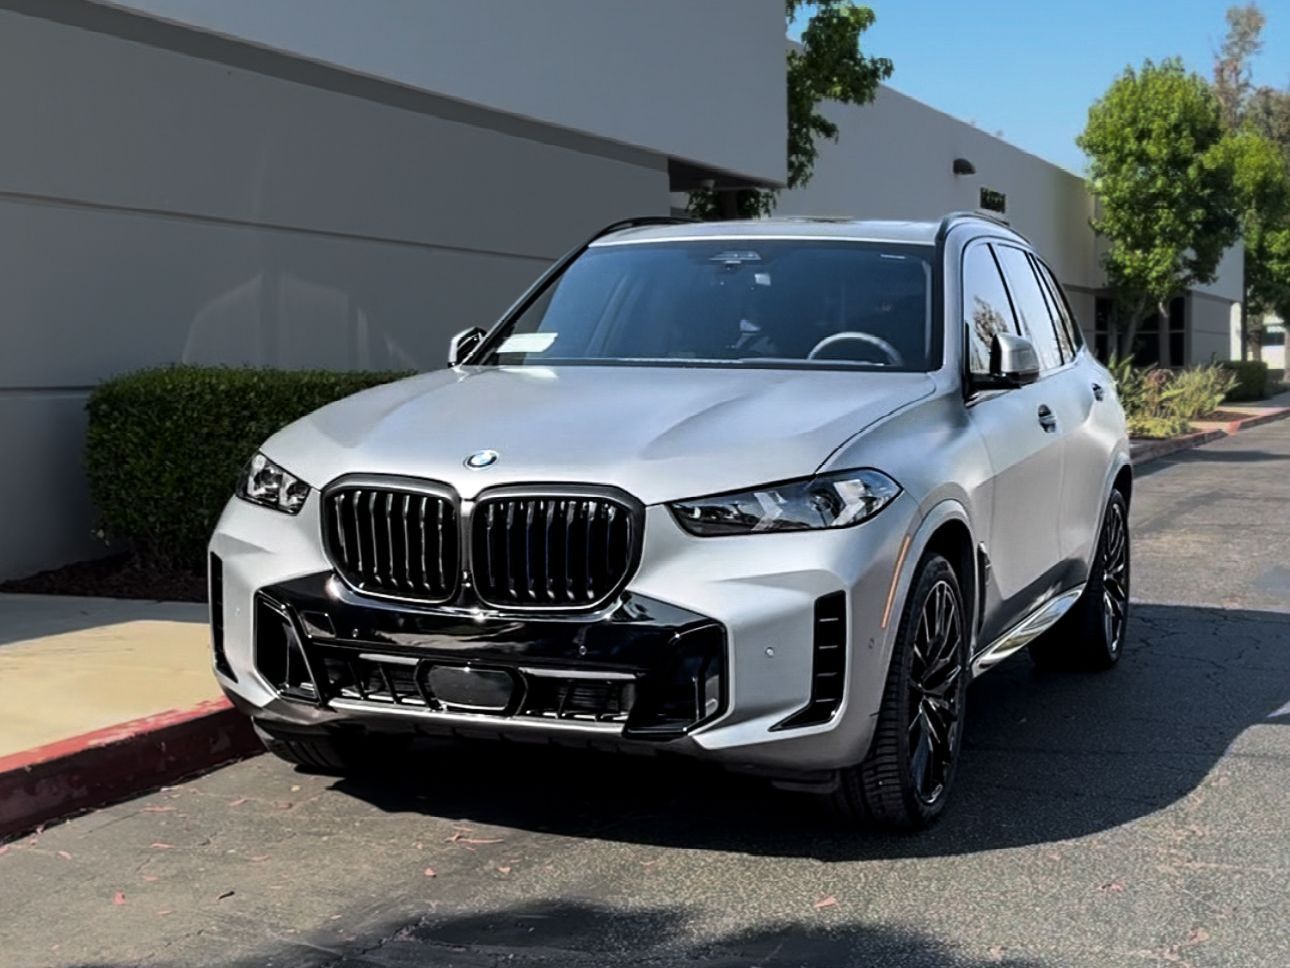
[264,365,935,505]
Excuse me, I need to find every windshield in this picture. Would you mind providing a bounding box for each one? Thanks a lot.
[479,239,937,371]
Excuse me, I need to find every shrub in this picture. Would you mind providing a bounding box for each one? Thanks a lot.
[1166,365,1236,419]
[1220,360,1270,401]
[86,366,411,571]
[1108,358,1234,437]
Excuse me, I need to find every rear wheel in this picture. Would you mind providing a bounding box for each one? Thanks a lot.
[830,553,969,829]
[253,722,406,775]
[1031,489,1130,671]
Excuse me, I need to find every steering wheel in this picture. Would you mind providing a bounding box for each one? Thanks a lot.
[806,331,904,366]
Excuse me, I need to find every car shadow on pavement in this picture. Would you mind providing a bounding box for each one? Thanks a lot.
[66,899,1048,968]
[327,604,1290,862]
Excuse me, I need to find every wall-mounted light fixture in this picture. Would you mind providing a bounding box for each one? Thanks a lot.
[952,157,976,175]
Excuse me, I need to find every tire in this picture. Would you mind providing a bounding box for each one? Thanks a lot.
[253,722,401,775]
[1031,489,1130,672]
[830,553,969,830]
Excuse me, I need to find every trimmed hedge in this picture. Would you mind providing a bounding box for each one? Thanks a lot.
[87,366,411,570]
[1221,360,1270,402]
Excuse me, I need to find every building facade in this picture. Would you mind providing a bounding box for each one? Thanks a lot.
[0,1,1245,580]
[0,0,784,580]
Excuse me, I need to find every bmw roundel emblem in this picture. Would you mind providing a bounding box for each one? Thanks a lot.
[464,449,499,470]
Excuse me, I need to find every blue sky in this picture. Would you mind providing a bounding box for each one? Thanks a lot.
[790,1,1290,174]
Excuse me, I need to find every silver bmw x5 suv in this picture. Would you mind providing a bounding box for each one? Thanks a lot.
[209,212,1131,828]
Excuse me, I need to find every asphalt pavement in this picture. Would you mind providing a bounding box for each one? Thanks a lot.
[2,421,1289,967]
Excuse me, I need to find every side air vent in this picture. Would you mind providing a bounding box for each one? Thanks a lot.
[775,592,847,730]
[209,553,234,680]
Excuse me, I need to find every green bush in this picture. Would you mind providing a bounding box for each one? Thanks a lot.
[1109,358,1234,438]
[1220,360,1270,401]
[87,366,411,571]
[1166,365,1236,419]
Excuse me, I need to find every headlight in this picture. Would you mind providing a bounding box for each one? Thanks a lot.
[237,453,311,514]
[670,469,901,537]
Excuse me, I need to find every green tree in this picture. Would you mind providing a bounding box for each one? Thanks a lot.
[688,1,891,219]
[1077,59,1241,358]
[1226,129,1290,335]
[1210,4,1290,356]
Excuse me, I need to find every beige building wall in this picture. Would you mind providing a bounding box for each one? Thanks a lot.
[0,5,670,579]
[92,0,789,185]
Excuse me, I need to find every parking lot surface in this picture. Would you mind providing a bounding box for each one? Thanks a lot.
[1,420,1288,968]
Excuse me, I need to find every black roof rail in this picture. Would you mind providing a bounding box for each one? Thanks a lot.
[936,210,1029,244]
[591,215,698,241]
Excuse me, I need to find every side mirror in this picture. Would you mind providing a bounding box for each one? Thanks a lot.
[989,332,1040,387]
[447,327,486,367]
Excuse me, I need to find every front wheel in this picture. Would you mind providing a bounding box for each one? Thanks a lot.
[1031,489,1130,671]
[830,553,969,829]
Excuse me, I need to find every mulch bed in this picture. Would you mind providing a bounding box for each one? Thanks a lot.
[1202,409,1266,423]
[0,553,206,603]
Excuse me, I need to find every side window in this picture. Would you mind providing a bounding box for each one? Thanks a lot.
[1029,255,1074,362]
[962,244,1017,376]
[993,245,1064,371]
[1033,258,1084,352]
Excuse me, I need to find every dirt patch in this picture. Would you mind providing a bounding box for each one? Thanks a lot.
[0,554,206,603]
[1204,409,1263,423]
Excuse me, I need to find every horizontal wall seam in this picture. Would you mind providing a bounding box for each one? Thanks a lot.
[0,386,95,395]
[0,188,558,264]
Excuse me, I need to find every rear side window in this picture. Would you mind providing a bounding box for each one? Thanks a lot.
[993,245,1064,371]
[962,244,1017,376]
[1033,258,1084,352]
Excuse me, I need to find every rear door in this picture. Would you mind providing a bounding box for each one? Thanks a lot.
[1032,256,1114,570]
[962,241,1065,645]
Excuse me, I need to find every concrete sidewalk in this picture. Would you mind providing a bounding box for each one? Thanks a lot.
[0,595,214,756]
[0,595,256,837]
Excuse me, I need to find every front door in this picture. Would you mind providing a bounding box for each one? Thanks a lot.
[961,241,1066,646]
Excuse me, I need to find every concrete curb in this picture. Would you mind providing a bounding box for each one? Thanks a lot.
[0,698,259,840]
[1132,407,1290,466]
[1130,429,1226,465]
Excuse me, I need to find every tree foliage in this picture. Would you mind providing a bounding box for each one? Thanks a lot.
[688,1,891,220]
[1210,3,1290,348]
[1078,59,1241,357]
[1224,128,1290,324]
[1213,3,1266,129]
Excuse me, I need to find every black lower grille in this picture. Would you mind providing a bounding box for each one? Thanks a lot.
[471,493,640,609]
[322,484,459,603]
[776,592,847,730]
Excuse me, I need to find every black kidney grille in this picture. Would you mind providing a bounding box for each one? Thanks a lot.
[471,496,638,608]
[323,486,459,602]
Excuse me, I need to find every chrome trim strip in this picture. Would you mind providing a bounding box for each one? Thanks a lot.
[518,667,638,681]
[328,698,623,733]
[358,653,419,666]
[971,584,1086,676]
[590,235,931,247]
[326,575,626,624]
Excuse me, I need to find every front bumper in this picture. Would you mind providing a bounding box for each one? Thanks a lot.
[209,490,916,775]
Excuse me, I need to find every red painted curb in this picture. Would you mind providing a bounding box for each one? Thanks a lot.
[1222,408,1290,434]
[0,698,260,840]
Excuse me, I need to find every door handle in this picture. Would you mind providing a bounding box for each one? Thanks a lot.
[1038,404,1058,433]
[1092,382,1105,401]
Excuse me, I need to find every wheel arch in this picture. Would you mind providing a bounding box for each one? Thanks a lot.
[888,500,979,651]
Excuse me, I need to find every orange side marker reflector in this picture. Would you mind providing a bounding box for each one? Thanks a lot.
[881,535,912,630]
